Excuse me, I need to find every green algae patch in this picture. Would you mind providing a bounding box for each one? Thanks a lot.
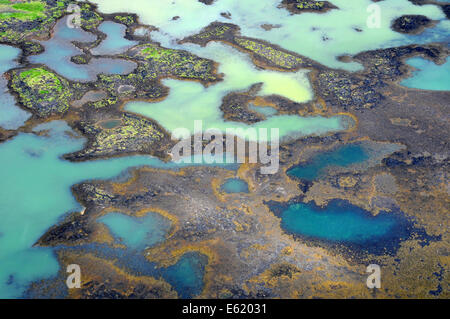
[113,14,136,26]
[20,40,44,56]
[279,0,338,15]
[124,43,221,84]
[92,73,166,109]
[185,23,236,43]
[234,37,311,70]
[316,70,381,110]
[0,0,102,45]
[79,2,103,30]
[66,113,171,161]
[0,1,45,21]
[10,67,72,117]
[0,0,70,43]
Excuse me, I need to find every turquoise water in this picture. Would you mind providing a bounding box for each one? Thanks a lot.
[162,252,207,298]
[45,243,207,298]
[91,21,137,55]
[30,17,136,82]
[248,104,278,117]
[99,119,122,129]
[400,57,450,91]
[0,120,232,298]
[280,201,396,243]
[287,144,369,181]
[98,212,172,249]
[221,178,249,193]
[273,199,418,254]
[0,45,30,129]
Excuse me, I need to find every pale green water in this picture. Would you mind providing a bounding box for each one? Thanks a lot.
[0,121,233,298]
[401,57,450,91]
[248,104,278,117]
[99,119,122,129]
[90,0,446,71]
[0,45,30,129]
[273,199,422,255]
[126,42,346,141]
[162,252,207,298]
[98,212,172,249]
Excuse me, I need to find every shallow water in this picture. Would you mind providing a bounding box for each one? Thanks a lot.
[221,178,249,193]
[287,144,369,181]
[99,212,172,249]
[1,0,446,298]
[91,21,137,55]
[274,199,418,254]
[0,44,30,129]
[400,57,450,91]
[90,0,446,71]
[30,17,136,82]
[0,121,233,298]
[126,42,347,141]
[99,119,122,129]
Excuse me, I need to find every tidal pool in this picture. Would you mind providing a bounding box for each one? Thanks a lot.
[90,0,446,71]
[0,121,233,298]
[221,178,249,193]
[162,252,207,298]
[98,212,172,250]
[248,104,278,117]
[272,199,417,254]
[91,21,137,55]
[71,90,108,108]
[287,144,369,181]
[52,244,208,299]
[126,42,347,141]
[30,17,136,82]
[400,57,450,91]
[0,44,30,129]
[98,119,122,129]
